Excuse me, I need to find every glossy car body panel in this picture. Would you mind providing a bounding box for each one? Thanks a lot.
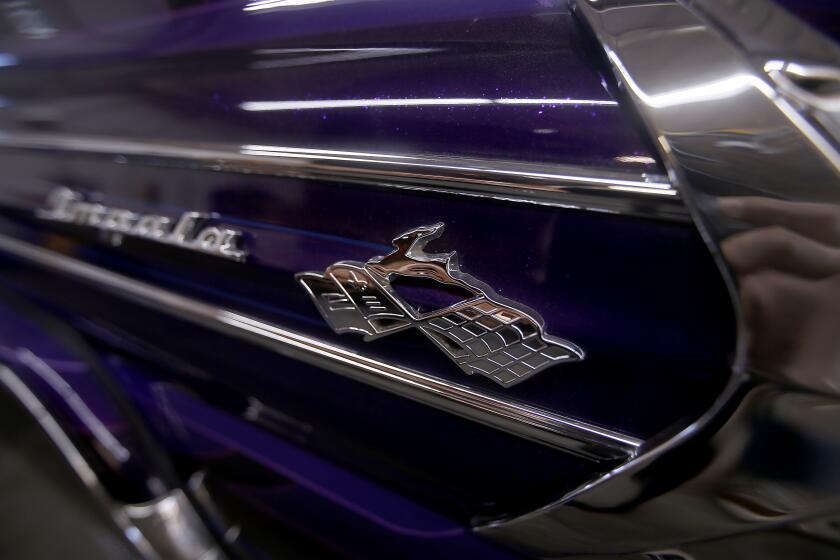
[4,0,834,559]
[0,0,661,172]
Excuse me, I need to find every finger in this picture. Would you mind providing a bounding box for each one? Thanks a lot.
[719,197,840,247]
[738,271,840,395]
[722,226,840,279]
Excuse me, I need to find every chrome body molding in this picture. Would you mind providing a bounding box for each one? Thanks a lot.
[0,233,642,461]
[693,0,840,144]
[0,364,225,560]
[479,380,840,555]
[0,131,685,222]
[475,0,840,553]
[37,187,247,262]
[573,0,840,383]
[297,223,583,387]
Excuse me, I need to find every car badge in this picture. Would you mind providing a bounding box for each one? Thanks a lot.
[36,187,246,261]
[296,223,583,387]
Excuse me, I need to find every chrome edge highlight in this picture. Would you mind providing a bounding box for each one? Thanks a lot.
[0,131,685,222]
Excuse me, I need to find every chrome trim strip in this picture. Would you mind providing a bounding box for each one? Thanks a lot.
[17,348,131,464]
[0,233,642,461]
[0,131,687,222]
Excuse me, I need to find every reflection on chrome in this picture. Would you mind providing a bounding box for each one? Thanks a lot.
[0,53,17,67]
[478,1,840,554]
[240,97,618,111]
[244,0,334,12]
[720,197,840,395]
[614,155,658,165]
[239,144,671,190]
[765,59,840,113]
[576,0,840,387]
[17,348,131,463]
[240,144,414,160]
[607,185,677,196]
[606,48,775,109]
[0,131,682,219]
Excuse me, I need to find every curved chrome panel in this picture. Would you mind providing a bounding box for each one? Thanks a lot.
[479,381,840,556]
[477,0,840,554]
[0,234,642,461]
[573,0,840,390]
[0,131,685,221]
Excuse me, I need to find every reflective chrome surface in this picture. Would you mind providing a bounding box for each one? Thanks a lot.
[0,131,684,221]
[477,1,840,555]
[298,223,583,387]
[37,187,247,262]
[574,0,840,390]
[718,197,840,395]
[0,233,641,460]
[124,487,224,560]
[480,383,840,557]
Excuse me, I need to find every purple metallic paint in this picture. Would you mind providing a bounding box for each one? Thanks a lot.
[131,379,467,538]
[775,0,840,43]
[0,0,659,172]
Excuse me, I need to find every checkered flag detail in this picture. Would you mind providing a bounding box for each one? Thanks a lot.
[419,299,575,387]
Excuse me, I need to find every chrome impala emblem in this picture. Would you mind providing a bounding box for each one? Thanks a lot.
[36,187,246,261]
[297,223,583,387]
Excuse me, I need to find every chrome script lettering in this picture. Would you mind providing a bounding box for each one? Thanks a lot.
[36,187,246,262]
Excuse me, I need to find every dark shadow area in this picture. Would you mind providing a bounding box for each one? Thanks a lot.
[0,390,139,560]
